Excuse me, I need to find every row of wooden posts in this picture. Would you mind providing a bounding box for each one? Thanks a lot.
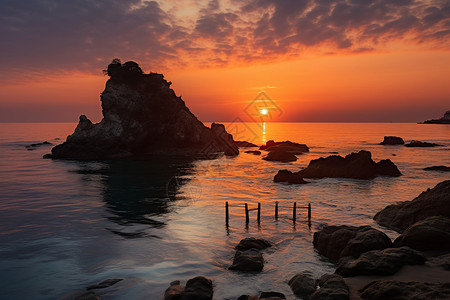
[225,201,311,226]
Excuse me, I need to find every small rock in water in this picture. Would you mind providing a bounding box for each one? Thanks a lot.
[380,136,404,145]
[423,165,450,172]
[86,278,123,290]
[258,291,286,299]
[229,249,264,272]
[288,271,316,298]
[164,276,213,300]
[404,140,441,147]
[309,274,349,300]
[235,238,272,251]
[245,150,261,155]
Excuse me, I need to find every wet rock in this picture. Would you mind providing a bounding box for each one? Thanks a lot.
[310,274,349,300]
[360,280,450,300]
[235,141,258,147]
[313,225,392,261]
[380,136,404,145]
[404,140,441,147]
[26,141,53,149]
[374,180,450,232]
[260,140,309,153]
[262,150,298,162]
[423,165,450,172]
[42,153,52,159]
[274,170,309,184]
[86,278,123,290]
[50,60,238,160]
[393,216,450,251]
[336,247,426,277]
[428,253,450,270]
[288,271,316,298]
[237,296,257,300]
[235,238,272,251]
[284,150,401,180]
[245,150,262,155]
[74,291,99,300]
[164,277,213,300]
[229,249,264,272]
[258,291,286,299]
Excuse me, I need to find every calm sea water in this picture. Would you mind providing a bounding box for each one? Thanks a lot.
[0,122,449,300]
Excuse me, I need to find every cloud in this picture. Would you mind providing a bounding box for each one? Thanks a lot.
[0,0,449,78]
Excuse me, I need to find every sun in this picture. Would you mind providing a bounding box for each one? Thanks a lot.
[260,108,269,116]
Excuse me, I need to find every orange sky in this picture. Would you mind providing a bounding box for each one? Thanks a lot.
[1,0,449,122]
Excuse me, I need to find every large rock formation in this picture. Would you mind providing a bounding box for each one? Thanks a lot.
[374,180,450,232]
[393,216,450,251]
[260,140,309,153]
[423,110,450,124]
[49,60,238,159]
[313,225,392,261]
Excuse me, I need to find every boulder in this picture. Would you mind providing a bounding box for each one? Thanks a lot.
[309,274,349,300]
[335,247,426,277]
[360,280,450,300]
[235,238,272,251]
[260,140,309,153]
[245,150,262,155]
[262,150,298,162]
[380,136,404,145]
[274,170,309,184]
[423,165,450,172]
[235,141,258,147]
[237,292,286,300]
[313,225,392,261]
[288,271,316,298]
[374,180,450,232]
[393,216,450,251]
[283,150,401,180]
[229,249,264,272]
[50,60,238,160]
[404,140,441,147]
[164,277,213,300]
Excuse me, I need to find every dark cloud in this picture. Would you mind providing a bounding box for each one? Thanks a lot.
[0,0,449,77]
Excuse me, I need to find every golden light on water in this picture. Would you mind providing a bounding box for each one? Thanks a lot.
[260,108,269,116]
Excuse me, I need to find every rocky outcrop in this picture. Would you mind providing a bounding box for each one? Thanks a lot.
[278,151,401,180]
[423,110,450,124]
[393,216,450,251]
[374,180,450,232]
[336,247,425,277]
[164,277,213,300]
[262,150,298,162]
[360,280,450,300]
[235,141,258,147]
[423,165,450,172]
[313,225,392,261]
[235,238,272,251]
[404,140,441,147]
[273,170,309,184]
[288,271,316,298]
[49,60,238,160]
[260,140,309,153]
[309,274,349,300]
[380,136,404,145]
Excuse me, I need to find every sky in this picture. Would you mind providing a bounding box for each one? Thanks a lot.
[0,0,449,122]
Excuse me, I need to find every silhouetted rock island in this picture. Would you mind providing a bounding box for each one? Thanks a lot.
[380,136,404,145]
[423,110,450,124]
[48,59,238,160]
[404,140,442,147]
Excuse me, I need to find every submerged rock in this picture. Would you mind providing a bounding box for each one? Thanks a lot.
[404,140,441,147]
[86,278,123,290]
[262,150,298,162]
[380,136,404,145]
[313,225,392,261]
[393,216,450,251]
[336,247,425,277]
[235,238,272,251]
[360,280,450,300]
[423,165,450,172]
[374,180,450,232]
[309,274,349,300]
[288,271,316,298]
[273,170,309,184]
[26,141,52,149]
[49,60,238,160]
[278,150,401,180]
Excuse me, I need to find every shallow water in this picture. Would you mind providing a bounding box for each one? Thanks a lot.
[0,122,449,299]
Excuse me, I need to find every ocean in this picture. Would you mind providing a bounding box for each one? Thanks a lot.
[0,122,449,299]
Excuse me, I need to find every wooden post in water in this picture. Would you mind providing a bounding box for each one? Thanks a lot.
[275,201,278,220]
[225,202,229,227]
[245,203,249,224]
[293,202,297,223]
[257,203,261,223]
[308,203,311,222]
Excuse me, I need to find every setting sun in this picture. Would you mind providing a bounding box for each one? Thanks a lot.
[260,108,269,116]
